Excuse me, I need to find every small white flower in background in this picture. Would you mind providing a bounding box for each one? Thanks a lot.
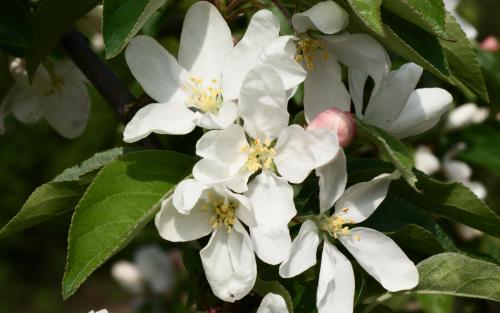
[123,2,305,142]
[89,310,108,313]
[155,181,257,302]
[76,5,104,52]
[111,245,175,295]
[0,58,90,138]
[445,103,489,131]
[191,65,342,265]
[414,144,487,200]
[257,293,289,313]
[356,63,453,138]
[291,1,390,124]
[279,172,418,313]
[444,0,477,40]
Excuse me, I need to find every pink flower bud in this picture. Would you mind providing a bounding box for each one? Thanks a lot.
[480,36,499,52]
[307,108,356,147]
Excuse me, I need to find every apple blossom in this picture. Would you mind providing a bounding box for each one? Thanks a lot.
[123,2,305,142]
[192,66,342,264]
[414,146,441,176]
[279,172,418,313]
[89,310,108,313]
[0,58,90,138]
[291,1,390,123]
[445,103,489,131]
[356,63,453,138]
[155,180,257,302]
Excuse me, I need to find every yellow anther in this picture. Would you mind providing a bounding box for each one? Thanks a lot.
[354,234,361,241]
[321,211,355,239]
[243,138,276,173]
[295,37,327,70]
[342,207,349,212]
[203,194,238,232]
[184,76,223,113]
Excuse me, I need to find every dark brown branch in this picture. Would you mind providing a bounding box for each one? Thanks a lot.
[60,29,161,149]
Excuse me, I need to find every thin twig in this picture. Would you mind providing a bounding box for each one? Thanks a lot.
[60,29,161,149]
[271,0,291,19]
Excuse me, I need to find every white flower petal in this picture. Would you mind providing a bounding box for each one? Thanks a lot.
[39,83,90,139]
[196,100,238,129]
[10,85,41,124]
[257,293,289,313]
[334,172,398,224]
[155,197,213,242]
[464,181,487,200]
[305,128,340,168]
[348,68,368,119]
[173,179,208,214]
[292,1,349,34]
[389,88,453,138]
[279,220,320,278]
[339,227,419,292]
[317,149,347,213]
[317,240,355,313]
[445,103,489,131]
[239,65,289,140]
[258,36,307,93]
[123,101,196,142]
[125,35,187,103]
[304,54,350,122]
[178,1,233,80]
[274,125,317,184]
[192,158,233,186]
[321,33,390,93]
[250,224,291,265]
[414,146,441,176]
[200,222,257,302]
[363,63,423,129]
[221,9,280,100]
[443,159,472,182]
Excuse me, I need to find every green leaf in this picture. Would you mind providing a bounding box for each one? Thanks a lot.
[416,294,454,313]
[362,193,457,255]
[440,14,489,102]
[414,253,500,301]
[392,172,500,237]
[25,0,100,77]
[62,150,195,299]
[0,148,130,238]
[356,120,418,191]
[347,0,384,35]
[382,0,448,39]
[253,278,294,313]
[103,0,166,59]
[0,0,33,47]
[0,182,83,238]
[457,123,500,175]
[0,50,14,99]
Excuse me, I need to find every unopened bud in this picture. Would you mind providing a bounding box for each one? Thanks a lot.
[307,108,356,147]
[480,36,499,52]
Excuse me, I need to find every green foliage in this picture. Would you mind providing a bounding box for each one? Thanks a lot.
[392,173,500,237]
[25,0,100,77]
[356,120,418,191]
[440,13,489,101]
[103,0,167,59]
[62,150,195,299]
[415,252,500,301]
[0,0,33,48]
[458,123,500,175]
[346,0,384,35]
[0,181,83,239]
[0,148,129,239]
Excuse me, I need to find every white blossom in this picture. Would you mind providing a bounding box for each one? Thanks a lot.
[192,65,341,264]
[257,293,289,313]
[414,146,441,176]
[279,173,418,313]
[445,103,489,131]
[0,58,90,138]
[123,2,304,142]
[155,181,257,302]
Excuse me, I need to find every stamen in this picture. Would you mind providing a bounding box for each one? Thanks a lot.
[184,76,223,113]
[243,138,276,173]
[295,37,328,70]
[320,210,356,239]
[203,193,238,233]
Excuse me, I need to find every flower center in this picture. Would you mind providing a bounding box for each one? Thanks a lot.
[183,76,223,113]
[203,195,238,232]
[240,138,276,173]
[321,208,360,240]
[295,37,329,70]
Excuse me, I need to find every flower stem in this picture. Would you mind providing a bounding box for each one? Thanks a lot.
[271,0,292,20]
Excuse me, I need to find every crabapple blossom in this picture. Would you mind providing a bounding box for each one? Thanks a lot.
[307,108,356,147]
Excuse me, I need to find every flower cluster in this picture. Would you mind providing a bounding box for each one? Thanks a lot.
[123,1,454,312]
